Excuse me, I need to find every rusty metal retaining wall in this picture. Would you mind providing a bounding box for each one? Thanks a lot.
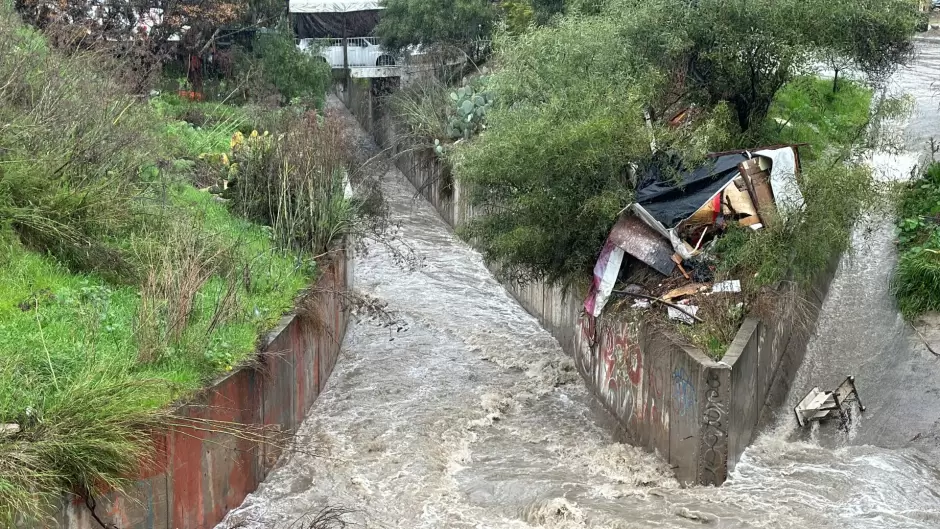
[45,250,353,528]
[343,81,837,485]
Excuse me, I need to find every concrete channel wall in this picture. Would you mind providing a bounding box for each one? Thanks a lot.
[342,80,838,485]
[45,251,353,528]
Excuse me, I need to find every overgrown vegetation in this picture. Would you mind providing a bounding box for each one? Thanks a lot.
[382,0,918,358]
[225,114,353,256]
[451,0,916,287]
[893,161,940,319]
[240,29,332,107]
[0,4,350,522]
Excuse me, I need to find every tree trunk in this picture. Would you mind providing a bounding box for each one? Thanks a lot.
[733,97,751,133]
[832,68,840,94]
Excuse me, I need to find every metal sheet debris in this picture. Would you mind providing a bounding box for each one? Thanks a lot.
[794,376,865,428]
[584,240,625,317]
[608,215,677,276]
[583,144,802,319]
[755,146,804,212]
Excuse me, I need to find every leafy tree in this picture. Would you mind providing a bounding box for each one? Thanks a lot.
[804,0,918,92]
[250,28,331,105]
[377,0,497,62]
[612,0,919,131]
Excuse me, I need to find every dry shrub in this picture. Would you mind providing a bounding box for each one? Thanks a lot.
[751,281,817,335]
[286,506,356,529]
[39,22,165,94]
[135,219,238,363]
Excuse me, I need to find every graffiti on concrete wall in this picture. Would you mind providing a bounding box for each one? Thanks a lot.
[672,366,697,416]
[646,362,668,428]
[700,369,728,486]
[577,313,596,377]
[576,314,655,427]
[598,323,638,422]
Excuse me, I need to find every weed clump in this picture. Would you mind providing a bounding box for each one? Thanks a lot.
[227,112,353,257]
[893,161,940,319]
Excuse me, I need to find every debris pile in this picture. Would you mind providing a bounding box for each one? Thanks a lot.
[584,145,804,325]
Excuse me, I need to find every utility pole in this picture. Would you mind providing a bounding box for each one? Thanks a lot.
[343,13,349,94]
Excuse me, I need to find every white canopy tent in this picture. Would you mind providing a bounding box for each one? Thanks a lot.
[289,0,383,13]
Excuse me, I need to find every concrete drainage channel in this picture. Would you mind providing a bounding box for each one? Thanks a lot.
[339,80,839,485]
[43,54,940,525]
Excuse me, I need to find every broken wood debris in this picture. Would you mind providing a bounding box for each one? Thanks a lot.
[612,290,704,323]
[662,283,709,301]
[582,144,802,320]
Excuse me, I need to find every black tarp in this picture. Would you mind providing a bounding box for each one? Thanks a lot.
[635,153,748,229]
[292,11,381,38]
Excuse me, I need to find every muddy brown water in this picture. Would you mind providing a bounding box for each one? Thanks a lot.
[218,44,940,529]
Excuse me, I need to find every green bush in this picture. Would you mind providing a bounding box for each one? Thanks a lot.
[251,29,331,107]
[893,162,940,319]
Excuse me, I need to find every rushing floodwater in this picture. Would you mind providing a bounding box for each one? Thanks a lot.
[218,42,940,529]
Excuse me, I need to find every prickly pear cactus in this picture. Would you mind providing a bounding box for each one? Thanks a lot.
[446,77,493,141]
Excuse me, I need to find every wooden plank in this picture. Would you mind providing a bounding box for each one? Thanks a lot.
[662,283,709,301]
[737,162,763,225]
[751,172,775,211]
[722,180,757,217]
[739,215,762,227]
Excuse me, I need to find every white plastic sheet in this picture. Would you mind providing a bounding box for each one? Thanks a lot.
[754,147,804,212]
[584,240,624,317]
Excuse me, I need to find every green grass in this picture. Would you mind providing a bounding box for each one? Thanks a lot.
[0,186,313,386]
[893,162,940,319]
[761,76,873,156]
[150,93,255,157]
[0,5,343,522]
[0,184,315,523]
